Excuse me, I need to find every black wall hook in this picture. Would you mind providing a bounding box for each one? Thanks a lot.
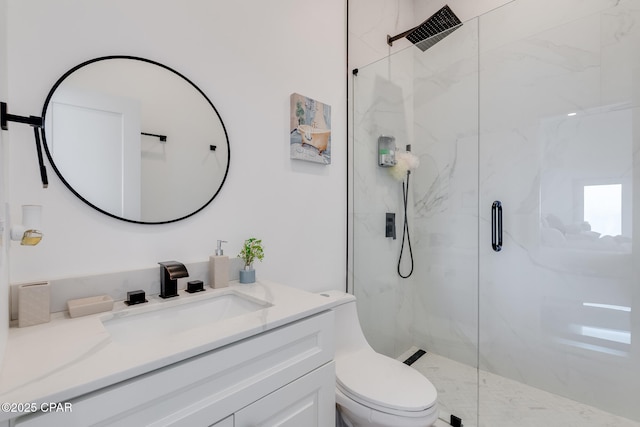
[1,101,48,188]
[141,131,167,142]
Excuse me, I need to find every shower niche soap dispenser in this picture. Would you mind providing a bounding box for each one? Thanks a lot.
[378,135,397,167]
[210,240,229,289]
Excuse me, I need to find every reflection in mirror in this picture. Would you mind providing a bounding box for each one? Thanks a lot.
[42,56,230,224]
[539,105,634,359]
[540,105,632,253]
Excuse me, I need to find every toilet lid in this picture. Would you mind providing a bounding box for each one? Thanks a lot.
[335,349,437,412]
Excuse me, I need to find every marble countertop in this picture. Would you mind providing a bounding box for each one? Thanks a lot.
[0,280,336,422]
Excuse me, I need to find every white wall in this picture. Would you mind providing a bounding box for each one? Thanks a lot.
[348,0,414,71]
[0,0,9,366]
[414,0,513,24]
[6,0,346,293]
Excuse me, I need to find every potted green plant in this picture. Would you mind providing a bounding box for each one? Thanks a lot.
[238,238,264,283]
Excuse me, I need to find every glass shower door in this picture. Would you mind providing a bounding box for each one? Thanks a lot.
[352,46,418,358]
[478,0,640,425]
[352,17,481,425]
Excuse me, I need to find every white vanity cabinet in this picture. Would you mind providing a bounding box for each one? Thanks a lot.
[11,311,335,427]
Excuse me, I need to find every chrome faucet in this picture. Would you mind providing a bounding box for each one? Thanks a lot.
[158,261,189,299]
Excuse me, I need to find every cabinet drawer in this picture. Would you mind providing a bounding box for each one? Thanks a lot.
[14,311,334,427]
[235,362,335,427]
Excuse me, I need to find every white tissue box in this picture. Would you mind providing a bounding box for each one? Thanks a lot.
[18,282,51,328]
[67,295,114,318]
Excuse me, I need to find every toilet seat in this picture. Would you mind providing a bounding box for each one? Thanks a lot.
[336,349,438,415]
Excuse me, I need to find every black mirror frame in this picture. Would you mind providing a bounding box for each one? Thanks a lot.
[41,55,231,224]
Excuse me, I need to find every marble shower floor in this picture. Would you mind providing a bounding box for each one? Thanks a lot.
[398,347,639,427]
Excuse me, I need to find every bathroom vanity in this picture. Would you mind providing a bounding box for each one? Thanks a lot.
[0,281,336,426]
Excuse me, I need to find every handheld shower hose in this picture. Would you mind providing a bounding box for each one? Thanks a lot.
[386,143,418,279]
[398,169,414,278]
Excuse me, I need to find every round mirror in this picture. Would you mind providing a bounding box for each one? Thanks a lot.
[42,56,230,224]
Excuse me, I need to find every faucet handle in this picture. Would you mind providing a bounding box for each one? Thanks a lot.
[125,290,147,306]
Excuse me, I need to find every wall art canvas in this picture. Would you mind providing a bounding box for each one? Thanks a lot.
[290,93,331,164]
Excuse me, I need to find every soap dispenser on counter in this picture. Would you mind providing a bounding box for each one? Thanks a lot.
[209,240,229,289]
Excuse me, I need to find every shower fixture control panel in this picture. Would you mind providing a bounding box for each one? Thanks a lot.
[386,212,396,239]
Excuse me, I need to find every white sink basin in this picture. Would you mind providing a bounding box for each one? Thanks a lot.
[102,292,271,343]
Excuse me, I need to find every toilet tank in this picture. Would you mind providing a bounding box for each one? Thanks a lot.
[319,290,372,357]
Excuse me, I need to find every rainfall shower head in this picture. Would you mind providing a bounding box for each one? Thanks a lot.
[387,5,462,52]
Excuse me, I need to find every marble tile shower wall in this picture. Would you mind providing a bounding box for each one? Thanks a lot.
[353,0,640,422]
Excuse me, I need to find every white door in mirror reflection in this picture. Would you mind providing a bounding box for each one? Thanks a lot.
[50,88,141,219]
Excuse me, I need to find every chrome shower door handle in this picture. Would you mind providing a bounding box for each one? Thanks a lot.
[491,201,503,252]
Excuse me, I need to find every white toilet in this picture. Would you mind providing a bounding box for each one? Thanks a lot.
[323,291,439,427]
